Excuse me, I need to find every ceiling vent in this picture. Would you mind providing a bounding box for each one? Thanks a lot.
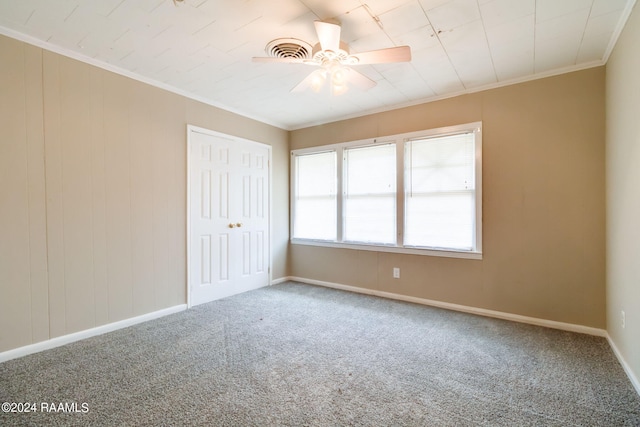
[265,38,312,60]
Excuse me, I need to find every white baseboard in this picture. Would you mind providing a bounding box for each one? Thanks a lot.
[0,304,187,364]
[606,335,640,396]
[271,276,291,286]
[285,276,607,337]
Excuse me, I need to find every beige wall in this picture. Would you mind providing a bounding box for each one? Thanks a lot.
[606,3,640,386]
[0,30,612,355]
[0,35,289,353]
[291,67,606,328]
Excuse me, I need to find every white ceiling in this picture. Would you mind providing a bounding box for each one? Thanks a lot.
[0,0,635,130]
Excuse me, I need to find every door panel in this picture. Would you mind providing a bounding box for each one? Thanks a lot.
[189,127,270,306]
[200,235,211,284]
[218,233,229,282]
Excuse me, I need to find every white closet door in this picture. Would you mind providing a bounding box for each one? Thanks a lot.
[189,127,270,307]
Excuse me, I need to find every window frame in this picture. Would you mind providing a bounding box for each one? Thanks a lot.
[291,150,338,241]
[290,122,482,260]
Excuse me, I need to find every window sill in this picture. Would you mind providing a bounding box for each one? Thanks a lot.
[290,239,483,260]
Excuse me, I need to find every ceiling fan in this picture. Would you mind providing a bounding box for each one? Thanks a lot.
[253,21,412,95]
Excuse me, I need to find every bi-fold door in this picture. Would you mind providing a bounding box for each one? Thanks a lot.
[188,126,270,307]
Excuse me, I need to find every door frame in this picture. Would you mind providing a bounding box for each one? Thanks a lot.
[186,124,272,308]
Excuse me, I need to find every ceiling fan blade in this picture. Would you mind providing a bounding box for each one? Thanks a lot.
[351,46,412,65]
[291,70,326,93]
[345,68,377,90]
[314,21,341,52]
[252,57,305,64]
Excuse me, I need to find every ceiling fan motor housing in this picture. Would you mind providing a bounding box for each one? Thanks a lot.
[311,42,356,66]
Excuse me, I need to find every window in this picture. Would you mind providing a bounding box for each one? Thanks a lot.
[292,151,337,240]
[405,133,476,251]
[291,122,482,259]
[344,144,396,245]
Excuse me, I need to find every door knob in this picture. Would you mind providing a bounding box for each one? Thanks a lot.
[228,223,236,228]
[236,223,243,228]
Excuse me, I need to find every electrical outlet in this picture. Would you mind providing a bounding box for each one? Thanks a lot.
[621,310,625,329]
[393,267,400,279]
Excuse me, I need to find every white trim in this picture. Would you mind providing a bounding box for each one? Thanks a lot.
[0,305,187,364]
[186,125,193,309]
[290,239,483,259]
[602,0,638,63]
[285,276,607,337]
[271,277,291,286]
[607,335,640,396]
[290,124,480,155]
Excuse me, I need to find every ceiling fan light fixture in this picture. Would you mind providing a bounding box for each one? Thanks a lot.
[310,70,327,93]
[331,65,347,86]
[330,66,349,96]
[303,60,350,96]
